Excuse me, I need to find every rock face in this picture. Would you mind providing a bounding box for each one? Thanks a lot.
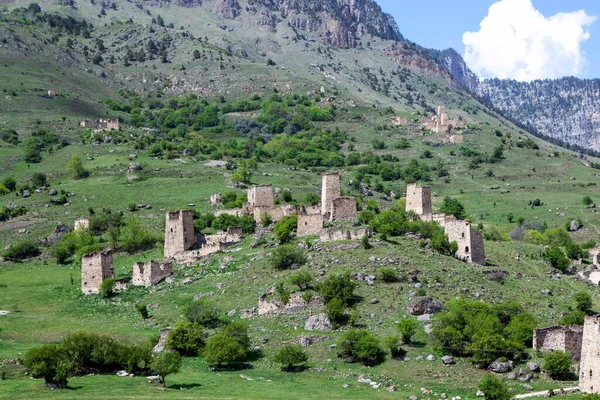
[406,297,444,316]
[304,313,333,332]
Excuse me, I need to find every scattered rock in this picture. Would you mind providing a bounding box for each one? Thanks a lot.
[181,278,195,285]
[489,360,514,373]
[426,354,436,361]
[228,309,237,316]
[304,314,332,332]
[526,362,540,372]
[476,390,485,397]
[343,384,349,389]
[22,190,30,198]
[370,298,379,304]
[147,375,161,383]
[48,188,57,196]
[0,311,10,316]
[216,283,224,289]
[406,297,444,316]
[441,356,454,365]
[47,383,60,390]
[519,373,534,382]
[541,289,553,296]
[116,370,129,377]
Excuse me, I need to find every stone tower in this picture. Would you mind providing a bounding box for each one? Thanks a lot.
[164,210,196,259]
[81,250,114,295]
[405,184,432,216]
[581,315,600,393]
[444,219,485,265]
[321,173,341,215]
[248,185,275,209]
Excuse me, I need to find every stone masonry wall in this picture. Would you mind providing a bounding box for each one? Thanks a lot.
[406,183,432,216]
[320,228,370,243]
[297,214,323,236]
[329,197,357,221]
[321,173,341,216]
[164,210,196,259]
[132,261,173,287]
[81,250,114,295]
[444,219,485,265]
[580,316,600,393]
[248,185,274,208]
[533,325,583,360]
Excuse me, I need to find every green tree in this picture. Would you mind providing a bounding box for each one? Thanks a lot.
[384,335,406,359]
[318,272,357,305]
[273,216,298,243]
[270,244,306,270]
[397,318,419,344]
[439,196,467,219]
[150,350,182,388]
[98,278,116,298]
[185,299,222,328]
[545,245,569,272]
[66,155,89,179]
[2,176,17,192]
[326,297,347,325]
[583,196,594,207]
[478,375,511,400]
[167,322,205,356]
[203,334,246,368]
[337,329,385,366]
[273,345,308,371]
[156,15,164,26]
[289,270,313,291]
[543,350,572,379]
[23,137,42,163]
[22,344,70,387]
[193,49,201,60]
[574,291,593,313]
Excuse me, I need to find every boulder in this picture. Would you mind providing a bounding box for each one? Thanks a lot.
[489,360,513,373]
[406,297,444,316]
[152,328,171,353]
[441,356,454,365]
[569,220,580,232]
[48,188,57,196]
[426,354,436,361]
[526,362,540,372]
[22,190,30,198]
[304,313,332,332]
[128,162,142,171]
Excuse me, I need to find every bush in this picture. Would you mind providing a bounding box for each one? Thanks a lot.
[478,375,511,400]
[543,350,572,379]
[379,268,398,283]
[289,270,312,291]
[66,155,89,179]
[575,291,593,313]
[545,246,569,272]
[2,241,41,261]
[212,214,255,234]
[304,193,320,206]
[220,321,250,352]
[326,297,347,325]
[439,197,467,219]
[167,322,205,356]
[337,329,385,366]
[318,272,357,305]
[151,350,182,388]
[270,245,307,270]
[360,235,372,249]
[185,299,222,328]
[384,336,406,359]
[281,190,293,203]
[31,172,47,188]
[273,345,308,371]
[260,212,273,227]
[203,334,246,368]
[23,344,69,387]
[99,278,116,298]
[117,218,157,254]
[397,318,418,344]
[559,310,585,326]
[273,216,298,243]
[2,176,17,192]
[136,304,149,320]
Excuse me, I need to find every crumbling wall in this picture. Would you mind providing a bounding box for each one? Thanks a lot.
[580,316,600,393]
[297,214,323,236]
[258,292,325,316]
[248,185,274,208]
[533,325,583,360]
[329,197,357,221]
[214,208,247,217]
[210,193,222,206]
[74,218,90,231]
[200,227,243,256]
[444,219,485,265]
[448,134,464,144]
[253,205,297,223]
[321,173,341,216]
[132,261,173,287]
[406,184,432,216]
[81,250,114,295]
[320,228,370,243]
[164,210,196,259]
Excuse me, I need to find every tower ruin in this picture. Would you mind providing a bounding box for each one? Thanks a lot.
[444,219,485,265]
[81,249,114,295]
[164,210,196,259]
[405,183,432,216]
[247,185,275,209]
[321,173,341,216]
[580,315,600,393]
[132,261,173,287]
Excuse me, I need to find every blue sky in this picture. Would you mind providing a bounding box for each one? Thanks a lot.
[377,0,600,80]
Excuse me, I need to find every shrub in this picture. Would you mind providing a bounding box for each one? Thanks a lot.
[478,375,511,400]
[167,322,205,356]
[559,310,585,326]
[2,176,17,192]
[0,184,8,196]
[220,321,251,352]
[273,216,298,243]
[565,242,584,260]
[543,350,572,379]
[337,329,385,366]
[275,282,290,304]
[31,172,47,188]
[384,335,406,359]
[22,344,69,387]
[281,190,293,203]
[117,218,157,254]
[289,270,312,291]
[397,318,419,344]
[273,345,308,371]
[379,268,398,283]
[150,350,182,388]
[99,278,116,298]
[575,291,593,313]
[203,333,246,368]
[318,272,357,305]
[136,304,149,319]
[185,299,222,328]
[2,241,41,261]
[212,214,255,234]
[303,193,320,206]
[545,246,569,272]
[260,212,273,227]
[360,235,372,249]
[326,297,347,325]
[270,245,307,270]
[66,155,89,179]
[439,197,467,219]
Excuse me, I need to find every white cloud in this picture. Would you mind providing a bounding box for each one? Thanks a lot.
[462,0,596,81]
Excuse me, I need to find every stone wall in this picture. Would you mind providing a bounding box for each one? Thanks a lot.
[330,197,357,221]
[297,214,323,236]
[580,316,600,393]
[258,292,325,316]
[210,193,222,206]
[74,218,89,231]
[406,183,432,216]
[320,228,371,243]
[214,208,247,217]
[164,210,196,259]
[132,261,173,287]
[81,250,114,295]
[533,325,583,360]
[444,219,485,265]
[252,205,297,224]
[248,185,274,208]
[200,227,243,256]
[321,173,341,216]
[448,134,464,144]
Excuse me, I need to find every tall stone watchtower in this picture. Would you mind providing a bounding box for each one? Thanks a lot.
[405,183,432,216]
[81,249,114,295]
[580,315,600,393]
[444,219,485,265]
[321,173,341,215]
[164,210,196,259]
[248,185,275,209]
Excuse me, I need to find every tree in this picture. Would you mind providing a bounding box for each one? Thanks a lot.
[318,272,357,305]
[2,240,41,261]
[545,246,569,272]
[98,278,116,298]
[270,245,306,271]
[273,345,308,371]
[23,137,42,163]
[397,318,419,344]
[193,49,201,60]
[326,297,346,325]
[273,215,298,243]
[230,160,253,187]
[167,322,205,356]
[31,172,47,188]
[185,299,222,328]
[203,333,246,368]
[289,270,312,291]
[150,350,182,388]
[439,197,467,219]
[384,335,406,359]
[478,375,511,400]
[23,344,70,388]
[574,291,593,313]
[156,15,164,27]
[66,155,89,179]
[2,176,16,192]
[337,329,385,366]
[583,196,594,207]
[543,350,572,379]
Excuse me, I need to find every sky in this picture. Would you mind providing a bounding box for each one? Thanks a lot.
[377,0,600,81]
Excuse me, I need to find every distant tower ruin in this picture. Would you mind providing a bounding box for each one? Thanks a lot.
[81,250,114,295]
[132,261,173,287]
[248,185,275,209]
[329,197,358,222]
[580,315,600,393]
[444,219,485,265]
[321,173,341,216]
[405,184,432,216]
[164,210,196,259]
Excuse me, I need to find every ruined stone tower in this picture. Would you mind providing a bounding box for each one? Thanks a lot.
[580,315,600,393]
[405,183,432,216]
[248,185,275,209]
[81,249,114,295]
[132,261,173,287]
[444,219,485,265]
[164,210,195,259]
[321,173,341,215]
